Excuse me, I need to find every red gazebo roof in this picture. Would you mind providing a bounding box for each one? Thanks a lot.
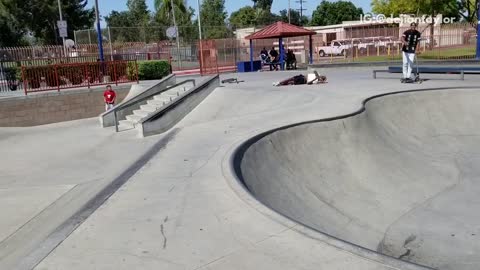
[245,21,316,40]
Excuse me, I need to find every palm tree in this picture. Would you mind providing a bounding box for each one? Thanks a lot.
[154,0,187,24]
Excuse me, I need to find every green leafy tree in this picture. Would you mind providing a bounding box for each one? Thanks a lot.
[154,0,187,24]
[229,6,257,28]
[372,0,458,18]
[457,0,477,25]
[200,0,230,38]
[153,0,196,42]
[0,0,93,46]
[106,0,153,42]
[27,0,94,45]
[372,0,459,48]
[127,0,150,26]
[252,0,273,10]
[279,9,309,26]
[0,0,30,46]
[255,9,279,26]
[105,11,138,42]
[311,0,363,26]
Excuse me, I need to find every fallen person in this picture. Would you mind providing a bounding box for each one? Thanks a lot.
[273,71,327,86]
[307,70,327,84]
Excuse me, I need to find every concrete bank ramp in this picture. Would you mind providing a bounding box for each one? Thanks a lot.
[236,88,480,270]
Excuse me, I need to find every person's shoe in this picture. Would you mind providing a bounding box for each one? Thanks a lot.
[400,78,406,83]
[404,78,414,83]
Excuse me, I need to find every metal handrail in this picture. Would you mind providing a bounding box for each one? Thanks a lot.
[114,79,196,132]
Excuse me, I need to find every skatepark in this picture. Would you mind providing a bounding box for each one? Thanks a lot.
[1,67,480,270]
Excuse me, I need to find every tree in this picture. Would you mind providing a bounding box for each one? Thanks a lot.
[153,0,196,43]
[127,0,150,26]
[229,6,257,28]
[252,0,273,10]
[457,0,477,25]
[372,0,459,48]
[105,11,138,42]
[0,0,94,45]
[371,0,458,18]
[106,0,154,43]
[279,9,309,26]
[154,0,187,24]
[200,0,230,38]
[0,0,30,46]
[27,0,94,45]
[311,0,363,26]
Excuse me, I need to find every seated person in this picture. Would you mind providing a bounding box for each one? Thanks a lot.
[260,47,270,63]
[269,47,279,71]
[286,49,297,70]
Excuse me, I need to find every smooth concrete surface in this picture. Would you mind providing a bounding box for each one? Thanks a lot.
[140,75,219,137]
[0,118,163,269]
[237,88,480,270]
[23,69,480,270]
[100,75,176,127]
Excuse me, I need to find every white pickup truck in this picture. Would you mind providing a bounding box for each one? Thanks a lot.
[316,40,349,57]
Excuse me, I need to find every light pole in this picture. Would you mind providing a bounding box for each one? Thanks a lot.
[170,0,182,68]
[197,0,203,40]
[57,0,66,57]
[288,0,291,24]
[94,0,104,62]
[476,2,480,59]
[197,0,204,74]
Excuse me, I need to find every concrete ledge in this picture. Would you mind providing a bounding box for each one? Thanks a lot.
[100,74,176,127]
[139,75,219,137]
[0,85,132,127]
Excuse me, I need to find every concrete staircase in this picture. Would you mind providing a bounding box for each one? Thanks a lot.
[118,84,193,130]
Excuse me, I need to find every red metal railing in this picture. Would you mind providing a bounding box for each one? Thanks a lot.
[21,60,138,95]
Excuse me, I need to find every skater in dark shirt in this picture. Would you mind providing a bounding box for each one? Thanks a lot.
[401,22,421,83]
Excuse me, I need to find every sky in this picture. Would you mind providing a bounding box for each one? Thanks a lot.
[90,0,372,23]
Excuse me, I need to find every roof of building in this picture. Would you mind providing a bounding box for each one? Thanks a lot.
[245,21,316,40]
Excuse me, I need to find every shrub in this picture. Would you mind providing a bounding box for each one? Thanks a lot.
[3,67,20,90]
[128,60,171,81]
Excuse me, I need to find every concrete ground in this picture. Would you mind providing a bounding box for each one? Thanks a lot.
[1,68,477,270]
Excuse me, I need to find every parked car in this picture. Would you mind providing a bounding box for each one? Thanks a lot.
[316,40,349,57]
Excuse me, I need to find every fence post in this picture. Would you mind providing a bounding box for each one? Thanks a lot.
[113,61,118,86]
[84,64,90,89]
[55,65,60,92]
[108,27,114,61]
[135,60,139,84]
[21,66,27,96]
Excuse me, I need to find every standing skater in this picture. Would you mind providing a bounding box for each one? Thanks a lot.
[401,22,421,83]
[103,85,116,111]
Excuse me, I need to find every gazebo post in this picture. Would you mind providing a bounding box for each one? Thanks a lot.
[309,35,313,64]
[249,39,254,72]
[279,37,284,71]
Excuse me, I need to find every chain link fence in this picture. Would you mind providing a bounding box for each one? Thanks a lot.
[0,23,477,92]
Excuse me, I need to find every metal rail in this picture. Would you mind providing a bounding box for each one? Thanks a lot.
[113,79,196,132]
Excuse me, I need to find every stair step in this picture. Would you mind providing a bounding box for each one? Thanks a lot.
[140,104,160,112]
[147,99,167,106]
[133,109,150,118]
[162,91,180,97]
[153,95,173,102]
[119,119,135,128]
[125,114,143,123]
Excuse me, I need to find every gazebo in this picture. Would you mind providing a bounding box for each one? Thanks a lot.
[245,21,316,71]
